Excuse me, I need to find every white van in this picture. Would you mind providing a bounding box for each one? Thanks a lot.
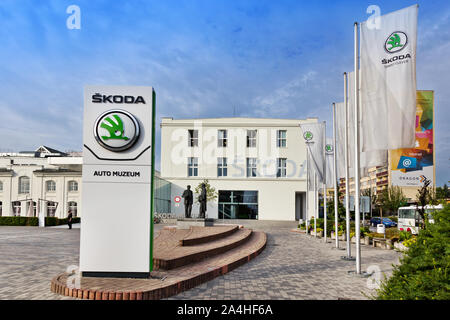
[397,204,443,234]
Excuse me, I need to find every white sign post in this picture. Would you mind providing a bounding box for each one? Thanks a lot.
[80,85,155,278]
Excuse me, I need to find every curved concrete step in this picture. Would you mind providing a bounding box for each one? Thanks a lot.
[180,225,239,246]
[50,231,267,300]
[153,228,252,270]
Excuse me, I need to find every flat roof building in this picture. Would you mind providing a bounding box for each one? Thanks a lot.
[160,117,318,221]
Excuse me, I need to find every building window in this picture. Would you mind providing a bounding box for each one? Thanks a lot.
[154,176,171,214]
[12,201,21,216]
[188,157,198,177]
[247,130,257,148]
[0,181,3,192]
[218,129,227,147]
[246,158,257,177]
[217,157,228,177]
[31,201,37,217]
[18,176,30,194]
[46,180,56,192]
[218,190,258,219]
[188,129,198,147]
[68,181,78,192]
[0,201,2,216]
[47,201,57,217]
[277,130,287,147]
[277,158,287,177]
[68,201,77,217]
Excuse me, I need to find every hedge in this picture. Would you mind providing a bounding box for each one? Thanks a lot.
[0,216,80,226]
[0,217,39,226]
[375,203,450,300]
[46,217,81,226]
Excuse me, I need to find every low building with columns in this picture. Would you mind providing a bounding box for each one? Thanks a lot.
[0,146,82,219]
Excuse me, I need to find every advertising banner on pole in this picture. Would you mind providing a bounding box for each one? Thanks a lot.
[300,121,326,183]
[325,138,334,188]
[80,86,155,278]
[360,4,418,152]
[390,90,434,187]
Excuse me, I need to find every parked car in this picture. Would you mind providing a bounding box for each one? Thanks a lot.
[370,217,397,228]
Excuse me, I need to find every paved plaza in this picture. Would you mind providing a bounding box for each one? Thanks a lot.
[0,223,401,300]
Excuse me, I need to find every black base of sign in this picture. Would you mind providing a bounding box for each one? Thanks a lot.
[82,271,150,279]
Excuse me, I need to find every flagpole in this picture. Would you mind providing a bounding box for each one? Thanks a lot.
[344,72,352,259]
[306,147,310,233]
[314,171,317,238]
[332,103,339,248]
[354,21,361,274]
[323,121,327,243]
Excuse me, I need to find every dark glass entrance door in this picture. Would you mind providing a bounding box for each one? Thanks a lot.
[218,190,258,219]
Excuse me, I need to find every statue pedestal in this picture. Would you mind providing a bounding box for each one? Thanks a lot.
[177,218,214,229]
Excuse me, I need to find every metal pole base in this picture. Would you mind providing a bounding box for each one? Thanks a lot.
[347,270,370,278]
[341,256,356,261]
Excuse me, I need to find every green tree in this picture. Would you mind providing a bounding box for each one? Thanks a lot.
[378,186,408,215]
[326,189,346,222]
[375,203,450,300]
[436,184,449,200]
[194,179,218,204]
[415,178,441,230]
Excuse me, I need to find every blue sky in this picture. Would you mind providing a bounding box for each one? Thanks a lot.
[0,0,448,186]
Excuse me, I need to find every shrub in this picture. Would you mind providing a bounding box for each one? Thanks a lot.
[310,218,335,236]
[0,217,39,226]
[386,228,399,239]
[375,203,450,300]
[45,217,58,226]
[399,230,412,242]
[368,232,385,238]
[360,226,370,237]
[403,237,417,248]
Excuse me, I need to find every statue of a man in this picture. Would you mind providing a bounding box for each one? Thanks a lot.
[198,183,207,218]
[182,185,193,218]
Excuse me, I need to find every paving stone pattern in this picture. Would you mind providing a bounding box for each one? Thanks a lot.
[169,223,402,300]
[0,223,401,300]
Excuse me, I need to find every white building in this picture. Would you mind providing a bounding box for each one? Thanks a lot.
[0,146,82,218]
[160,117,317,221]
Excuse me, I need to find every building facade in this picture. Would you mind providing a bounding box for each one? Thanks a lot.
[160,117,317,221]
[339,166,389,201]
[0,146,82,219]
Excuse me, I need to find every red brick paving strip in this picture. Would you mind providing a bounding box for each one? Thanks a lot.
[50,230,266,300]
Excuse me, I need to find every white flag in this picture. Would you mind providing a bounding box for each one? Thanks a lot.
[335,102,346,178]
[344,71,388,178]
[360,4,418,151]
[300,122,325,183]
[325,138,335,188]
[307,151,315,191]
[348,70,388,174]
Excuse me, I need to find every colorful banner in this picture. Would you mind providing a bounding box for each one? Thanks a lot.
[390,90,434,187]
